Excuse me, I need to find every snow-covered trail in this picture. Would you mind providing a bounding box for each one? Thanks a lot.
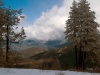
[0,68,100,75]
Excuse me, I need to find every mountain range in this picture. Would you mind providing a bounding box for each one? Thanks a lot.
[10,39,70,51]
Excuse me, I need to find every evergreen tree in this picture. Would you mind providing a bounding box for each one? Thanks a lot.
[65,0,100,70]
[0,0,26,64]
[65,0,79,70]
[77,0,100,70]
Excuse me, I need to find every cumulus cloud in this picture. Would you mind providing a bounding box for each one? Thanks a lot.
[18,0,100,41]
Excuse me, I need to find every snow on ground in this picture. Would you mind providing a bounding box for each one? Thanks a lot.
[0,68,100,75]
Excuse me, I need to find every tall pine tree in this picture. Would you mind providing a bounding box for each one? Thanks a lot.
[65,0,100,70]
[65,0,79,70]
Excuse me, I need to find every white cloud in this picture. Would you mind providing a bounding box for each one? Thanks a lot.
[88,0,100,23]
[18,0,100,41]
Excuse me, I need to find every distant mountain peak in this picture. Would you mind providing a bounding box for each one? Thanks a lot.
[10,39,69,51]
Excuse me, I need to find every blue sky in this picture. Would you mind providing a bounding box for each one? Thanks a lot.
[4,0,62,24]
[3,0,100,41]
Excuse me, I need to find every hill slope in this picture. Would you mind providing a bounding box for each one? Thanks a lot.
[18,47,46,58]
[30,46,76,69]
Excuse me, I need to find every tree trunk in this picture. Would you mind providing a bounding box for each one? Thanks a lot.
[75,46,78,70]
[6,25,9,63]
[83,51,86,70]
[81,51,84,70]
[79,45,82,70]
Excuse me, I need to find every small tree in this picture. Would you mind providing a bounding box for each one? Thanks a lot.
[0,0,26,64]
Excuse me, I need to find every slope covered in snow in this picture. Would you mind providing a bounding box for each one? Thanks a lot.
[0,68,100,75]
